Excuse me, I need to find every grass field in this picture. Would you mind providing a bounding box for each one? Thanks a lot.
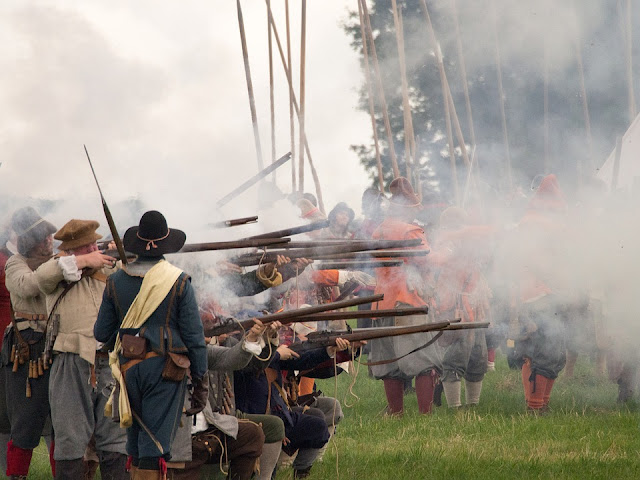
[23,353,640,480]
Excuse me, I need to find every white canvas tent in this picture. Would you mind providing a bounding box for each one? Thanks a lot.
[598,113,640,191]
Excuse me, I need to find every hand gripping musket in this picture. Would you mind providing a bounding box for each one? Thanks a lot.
[84,145,128,266]
[203,293,384,337]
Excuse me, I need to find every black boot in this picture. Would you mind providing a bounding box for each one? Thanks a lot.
[98,451,129,480]
[56,458,86,480]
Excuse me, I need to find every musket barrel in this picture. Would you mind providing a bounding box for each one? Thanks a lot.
[212,216,259,228]
[179,237,290,253]
[294,306,429,322]
[289,320,452,352]
[246,219,329,240]
[316,261,404,270]
[204,293,384,337]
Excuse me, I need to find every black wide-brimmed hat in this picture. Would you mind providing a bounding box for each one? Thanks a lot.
[123,210,186,257]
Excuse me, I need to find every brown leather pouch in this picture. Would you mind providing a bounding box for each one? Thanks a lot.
[121,334,147,360]
[162,352,191,382]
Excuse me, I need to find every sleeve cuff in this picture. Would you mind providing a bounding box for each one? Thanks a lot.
[242,340,263,356]
[57,256,82,282]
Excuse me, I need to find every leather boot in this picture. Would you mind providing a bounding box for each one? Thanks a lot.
[98,451,128,480]
[55,458,86,479]
[382,378,404,415]
[526,375,547,412]
[415,374,436,414]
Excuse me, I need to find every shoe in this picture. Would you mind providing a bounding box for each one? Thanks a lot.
[293,467,312,478]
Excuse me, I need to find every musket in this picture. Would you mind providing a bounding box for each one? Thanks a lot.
[103,237,292,258]
[211,216,258,228]
[245,219,329,239]
[232,248,428,267]
[289,321,454,353]
[84,145,128,266]
[216,152,292,207]
[178,237,289,253]
[270,238,423,249]
[316,260,403,270]
[204,293,384,337]
[294,306,429,322]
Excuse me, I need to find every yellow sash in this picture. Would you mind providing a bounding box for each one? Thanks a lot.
[105,260,183,428]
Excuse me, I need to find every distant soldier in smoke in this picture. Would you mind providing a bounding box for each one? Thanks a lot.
[508,174,571,414]
[430,206,492,408]
[368,177,443,416]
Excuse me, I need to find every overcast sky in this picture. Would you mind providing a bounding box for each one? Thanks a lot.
[0,1,372,233]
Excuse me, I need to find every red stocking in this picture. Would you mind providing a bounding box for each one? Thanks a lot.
[6,440,33,477]
[415,374,436,414]
[383,378,404,415]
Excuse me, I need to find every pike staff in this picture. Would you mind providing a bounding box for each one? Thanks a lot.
[359,0,400,178]
[285,0,296,191]
[83,145,128,266]
[298,0,307,193]
[267,0,276,179]
[237,0,265,172]
[264,1,325,213]
[490,0,513,192]
[357,0,384,192]
[391,0,416,184]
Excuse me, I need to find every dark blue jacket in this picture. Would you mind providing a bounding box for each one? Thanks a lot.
[234,346,330,426]
[95,269,207,380]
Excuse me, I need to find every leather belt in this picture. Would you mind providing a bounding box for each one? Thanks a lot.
[120,352,161,375]
[14,313,46,322]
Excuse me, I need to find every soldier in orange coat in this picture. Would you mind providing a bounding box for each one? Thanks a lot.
[508,174,570,413]
[368,177,443,415]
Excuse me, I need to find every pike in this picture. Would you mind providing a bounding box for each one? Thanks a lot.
[204,293,384,337]
[84,145,128,265]
[216,152,292,208]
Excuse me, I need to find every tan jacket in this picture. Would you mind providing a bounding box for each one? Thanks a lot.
[5,254,48,330]
[36,258,117,365]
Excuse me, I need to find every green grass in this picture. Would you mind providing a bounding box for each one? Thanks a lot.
[25,354,640,479]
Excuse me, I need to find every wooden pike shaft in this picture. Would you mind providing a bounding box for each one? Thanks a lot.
[359,0,400,178]
[544,40,550,173]
[575,35,593,174]
[490,0,512,191]
[265,0,325,213]
[299,0,307,193]
[391,0,416,183]
[285,0,296,191]
[626,0,636,122]
[267,0,276,177]
[237,0,264,172]
[357,0,385,192]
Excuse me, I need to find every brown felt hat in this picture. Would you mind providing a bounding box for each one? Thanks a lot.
[55,220,102,251]
[388,177,421,207]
